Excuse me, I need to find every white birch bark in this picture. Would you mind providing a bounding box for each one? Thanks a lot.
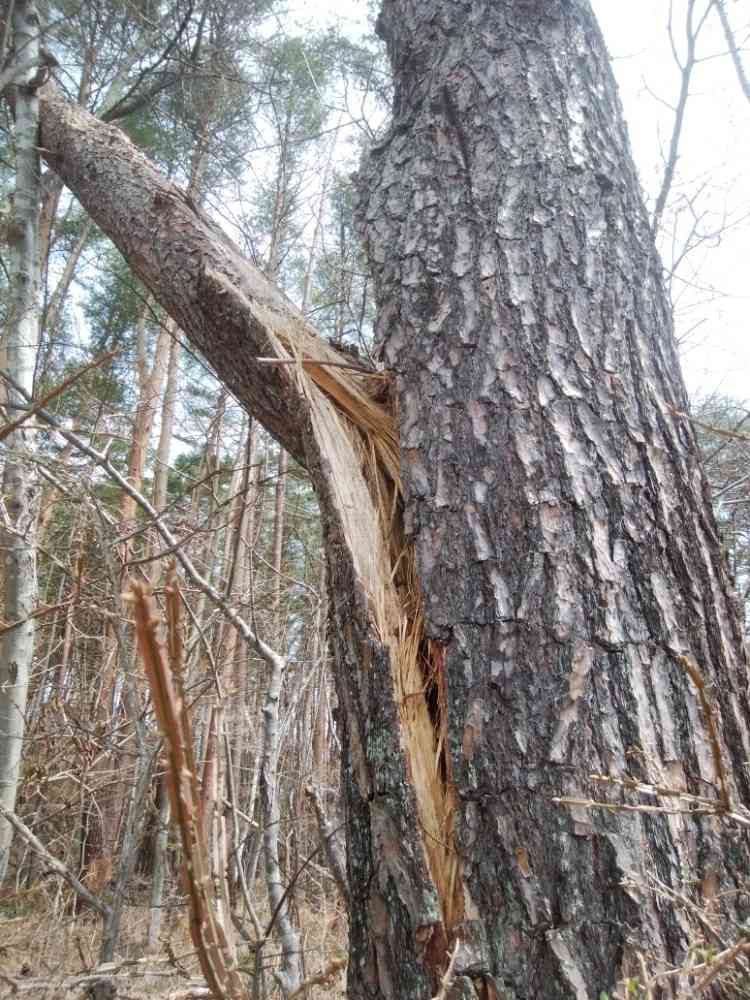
[0,0,42,886]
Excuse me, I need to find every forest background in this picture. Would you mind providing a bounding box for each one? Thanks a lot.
[0,0,748,997]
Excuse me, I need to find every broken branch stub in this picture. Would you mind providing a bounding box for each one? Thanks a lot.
[128,577,244,1000]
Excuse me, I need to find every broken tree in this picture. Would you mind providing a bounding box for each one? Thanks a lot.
[32,0,750,996]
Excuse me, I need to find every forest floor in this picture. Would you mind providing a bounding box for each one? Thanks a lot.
[0,885,347,999]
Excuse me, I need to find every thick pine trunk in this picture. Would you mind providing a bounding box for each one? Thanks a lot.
[352,0,750,996]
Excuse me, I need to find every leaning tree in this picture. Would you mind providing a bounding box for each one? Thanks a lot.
[18,0,750,996]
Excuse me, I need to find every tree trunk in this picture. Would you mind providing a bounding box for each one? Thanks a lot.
[0,0,42,887]
[260,638,303,995]
[34,4,750,988]
[151,327,180,518]
[42,217,93,340]
[352,0,750,995]
[120,300,170,538]
[146,772,171,951]
[271,446,289,643]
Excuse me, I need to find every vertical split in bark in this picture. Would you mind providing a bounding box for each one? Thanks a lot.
[390,550,464,953]
[316,407,465,990]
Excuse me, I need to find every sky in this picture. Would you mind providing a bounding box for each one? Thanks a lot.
[593,1,750,405]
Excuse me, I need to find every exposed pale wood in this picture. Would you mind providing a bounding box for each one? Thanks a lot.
[130,576,245,1000]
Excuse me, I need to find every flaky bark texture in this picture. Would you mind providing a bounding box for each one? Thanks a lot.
[355,0,750,997]
[38,84,304,465]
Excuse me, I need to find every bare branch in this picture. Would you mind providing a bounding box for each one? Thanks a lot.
[714,0,750,102]
[129,579,245,1000]
[0,363,286,674]
[0,350,117,442]
[0,802,110,916]
[652,0,714,235]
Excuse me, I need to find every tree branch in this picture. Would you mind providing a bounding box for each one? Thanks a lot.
[0,802,110,915]
[0,364,286,675]
[714,0,750,102]
[36,81,396,476]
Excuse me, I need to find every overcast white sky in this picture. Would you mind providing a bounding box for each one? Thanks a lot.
[593,2,750,404]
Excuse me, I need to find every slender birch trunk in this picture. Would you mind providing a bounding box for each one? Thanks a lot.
[260,632,303,995]
[254,144,304,992]
[0,0,42,886]
[151,327,180,517]
[311,559,329,780]
[89,302,171,882]
[146,772,171,950]
[270,447,288,642]
[41,217,93,341]
[144,328,182,946]
[120,303,171,539]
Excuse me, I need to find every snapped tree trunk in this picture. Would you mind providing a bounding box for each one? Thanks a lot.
[33,0,750,990]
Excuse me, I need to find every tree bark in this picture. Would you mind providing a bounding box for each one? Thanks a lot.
[354,0,750,996]
[151,328,180,519]
[120,301,171,538]
[271,446,289,643]
[34,3,750,989]
[146,772,171,951]
[0,0,42,887]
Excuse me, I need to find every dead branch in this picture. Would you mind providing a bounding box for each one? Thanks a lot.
[431,938,460,1000]
[0,802,109,916]
[0,351,118,442]
[287,957,347,998]
[675,654,731,811]
[671,406,750,442]
[128,580,245,1000]
[0,365,285,677]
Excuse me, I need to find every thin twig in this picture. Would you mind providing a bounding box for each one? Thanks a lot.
[671,406,750,442]
[0,364,285,676]
[675,654,731,811]
[0,351,118,442]
[431,939,461,1000]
